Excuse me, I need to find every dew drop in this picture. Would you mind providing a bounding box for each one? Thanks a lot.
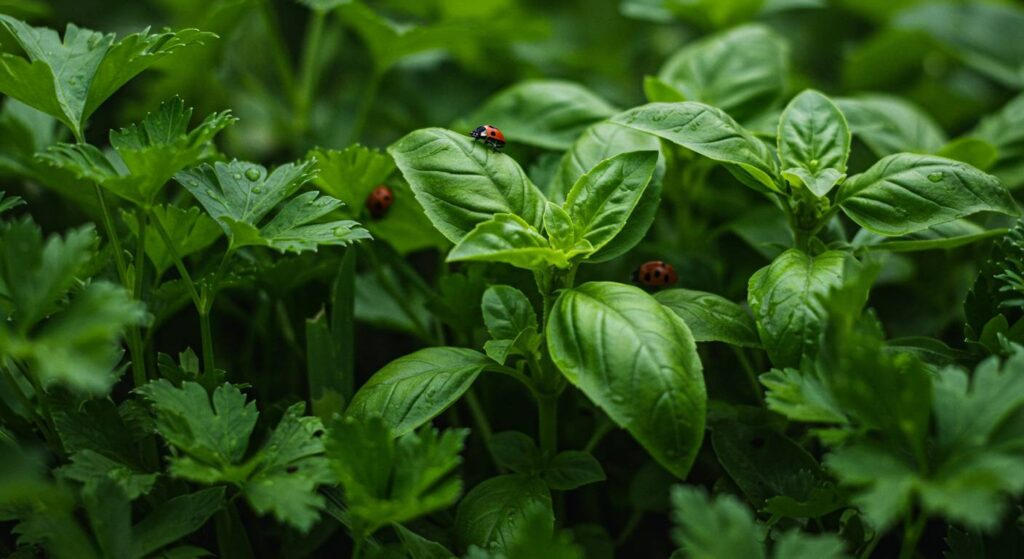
[928,172,943,182]
[252,186,262,194]
[245,168,261,181]
[809,158,819,170]
[333,227,348,237]
[205,189,215,197]
[232,173,243,181]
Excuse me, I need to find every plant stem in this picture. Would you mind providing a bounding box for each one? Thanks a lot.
[538,393,558,458]
[150,213,202,309]
[295,9,327,139]
[349,70,383,143]
[898,510,926,559]
[732,346,764,405]
[1,364,56,448]
[615,509,644,547]
[351,537,364,559]
[129,209,149,387]
[464,388,493,442]
[257,0,296,99]
[12,361,63,454]
[584,417,614,453]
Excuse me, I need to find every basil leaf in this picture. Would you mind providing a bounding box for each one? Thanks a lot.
[563,151,658,253]
[614,102,780,193]
[835,95,946,157]
[345,347,491,437]
[550,120,664,262]
[655,289,760,348]
[852,219,1008,252]
[448,213,569,270]
[748,249,847,368]
[455,474,553,551]
[777,90,850,198]
[482,285,539,341]
[837,154,1019,236]
[389,128,546,243]
[543,451,606,491]
[466,80,617,150]
[657,24,789,121]
[547,282,706,478]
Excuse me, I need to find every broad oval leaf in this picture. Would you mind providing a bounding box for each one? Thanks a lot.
[655,289,760,348]
[658,24,789,121]
[777,90,850,197]
[547,282,706,478]
[747,249,847,368]
[388,128,546,243]
[454,474,553,551]
[563,151,658,253]
[613,102,779,192]
[835,95,946,157]
[836,154,1019,236]
[345,347,491,437]
[447,214,568,270]
[482,285,538,341]
[465,80,617,150]
[551,120,664,262]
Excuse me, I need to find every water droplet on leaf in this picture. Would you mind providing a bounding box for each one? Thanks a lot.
[245,168,261,181]
[253,186,262,194]
[928,172,943,182]
[333,227,348,237]
[233,173,242,180]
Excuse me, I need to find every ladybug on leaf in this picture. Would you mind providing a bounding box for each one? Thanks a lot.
[365,185,394,219]
[470,124,506,151]
[632,260,678,288]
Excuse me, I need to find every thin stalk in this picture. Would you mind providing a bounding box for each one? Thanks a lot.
[615,509,644,547]
[464,388,493,442]
[732,346,764,404]
[150,213,202,309]
[295,9,327,139]
[198,250,233,375]
[859,531,882,559]
[898,511,926,559]
[349,70,383,143]
[1,364,54,445]
[94,185,129,286]
[129,210,149,387]
[584,418,614,453]
[351,538,364,559]
[257,0,296,99]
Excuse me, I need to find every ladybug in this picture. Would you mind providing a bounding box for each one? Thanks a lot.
[365,185,394,219]
[632,261,678,288]
[470,124,506,151]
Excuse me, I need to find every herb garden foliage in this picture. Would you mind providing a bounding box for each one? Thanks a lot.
[2,1,1024,558]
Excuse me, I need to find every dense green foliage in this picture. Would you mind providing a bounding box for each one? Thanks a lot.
[2,0,1024,557]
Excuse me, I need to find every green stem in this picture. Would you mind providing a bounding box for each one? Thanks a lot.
[1,364,55,446]
[859,531,882,559]
[129,210,149,387]
[257,0,296,99]
[150,213,202,309]
[464,388,493,442]
[732,346,764,405]
[200,310,215,376]
[538,393,558,458]
[615,509,644,547]
[13,361,63,454]
[584,417,614,453]
[295,9,327,139]
[197,250,233,375]
[898,510,926,559]
[94,185,128,286]
[351,537,364,559]
[349,70,383,143]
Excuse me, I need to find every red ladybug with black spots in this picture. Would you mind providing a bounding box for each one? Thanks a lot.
[365,185,393,219]
[470,124,506,151]
[632,260,677,288]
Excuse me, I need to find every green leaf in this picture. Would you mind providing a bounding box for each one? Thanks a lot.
[389,128,546,243]
[448,214,569,270]
[851,219,1008,253]
[614,102,779,193]
[771,531,849,559]
[62,449,157,500]
[138,380,258,473]
[542,202,577,252]
[670,485,764,559]
[242,403,332,533]
[547,282,706,478]
[657,24,788,121]
[308,144,394,210]
[455,474,553,551]
[138,382,331,532]
[345,347,491,437]
[747,249,846,368]
[0,191,24,215]
[488,431,542,474]
[132,488,225,557]
[0,16,214,139]
[480,285,542,365]
[40,97,234,206]
[760,366,847,424]
[326,416,467,535]
[124,205,222,275]
[655,289,760,348]
[562,151,658,253]
[835,95,946,157]
[466,80,617,150]
[777,90,850,198]
[972,93,1024,190]
[394,524,457,559]
[836,154,1019,236]
[550,120,663,262]
[542,451,606,491]
[937,137,999,171]
[176,159,370,253]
